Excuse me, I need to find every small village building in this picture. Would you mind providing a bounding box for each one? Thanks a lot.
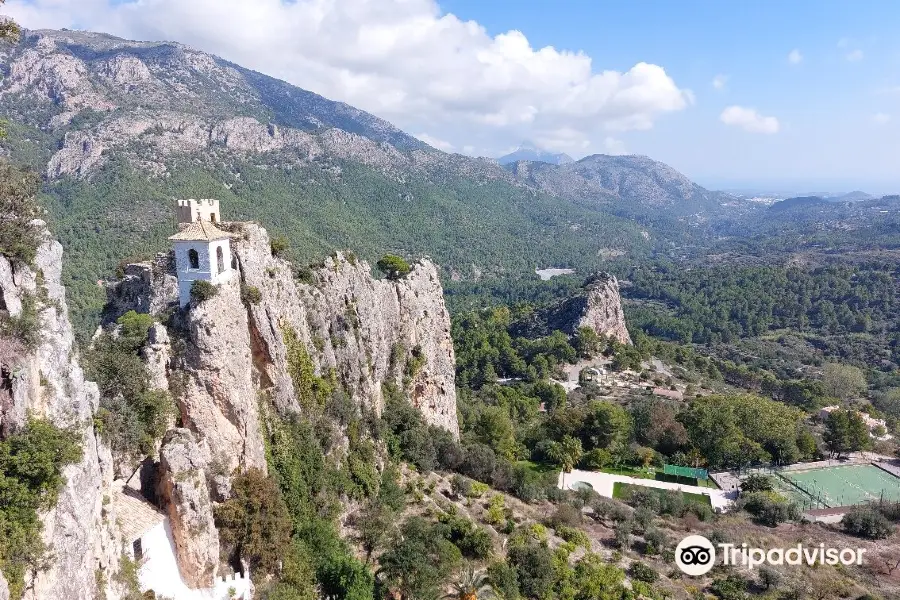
[116,488,252,599]
[169,199,235,307]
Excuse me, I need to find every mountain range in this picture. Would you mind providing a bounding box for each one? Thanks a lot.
[1,28,897,334]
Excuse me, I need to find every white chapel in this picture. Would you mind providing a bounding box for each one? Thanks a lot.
[169,199,235,307]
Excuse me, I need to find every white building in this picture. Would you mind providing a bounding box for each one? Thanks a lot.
[117,490,252,599]
[169,203,235,307]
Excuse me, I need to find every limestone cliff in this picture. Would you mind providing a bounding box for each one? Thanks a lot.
[0,227,122,600]
[156,429,220,588]
[511,272,632,345]
[572,273,632,345]
[233,223,458,434]
[107,222,459,452]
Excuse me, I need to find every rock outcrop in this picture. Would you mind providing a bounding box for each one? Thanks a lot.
[103,255,178,322]
[176,276,268,474]
[156,429,220,589]
[109,221,460,449]
[0,228,121,600]
[233,223,458,434]
[573,273,632,345]
[512,272,631,345]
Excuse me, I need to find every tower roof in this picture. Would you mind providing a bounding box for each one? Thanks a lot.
[168,219,234,242]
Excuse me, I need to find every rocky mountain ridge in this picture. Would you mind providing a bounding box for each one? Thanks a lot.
[3,27,737,216]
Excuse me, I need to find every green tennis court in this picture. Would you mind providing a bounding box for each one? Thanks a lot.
[776,464,900,508]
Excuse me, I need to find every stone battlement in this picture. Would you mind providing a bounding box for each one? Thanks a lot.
[176,198,221,224]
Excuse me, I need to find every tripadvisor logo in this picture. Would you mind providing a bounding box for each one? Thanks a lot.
[675,535,716,576]
[675,535,867,576]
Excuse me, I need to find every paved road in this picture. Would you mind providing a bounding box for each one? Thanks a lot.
[559,469,734,511]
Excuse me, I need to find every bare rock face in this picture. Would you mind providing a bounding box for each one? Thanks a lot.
[103,254,178,322]
[141,322,171,392]
[575,273,632,345]
[515,272,631,345]
[0,232,121,600]
[0,570,9,600]
[233,223,458,434]
[179,276,268,474]
[156,428,220,589]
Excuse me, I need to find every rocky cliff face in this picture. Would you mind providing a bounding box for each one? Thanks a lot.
[512,272,631,345]
[0,228,122,600]
[572,274,632,345]
[156,429,220,588]
[107,220,459,476]
[234,223,457,434]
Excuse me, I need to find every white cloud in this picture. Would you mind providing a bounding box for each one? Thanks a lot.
[711,74,728,90]
[414,132,454,151]
[873,113,891,125]
[719,106,780,134]
[787,49,803,65]
[6,0,692,156]
[846,49,864,62]
[603,137,627,155]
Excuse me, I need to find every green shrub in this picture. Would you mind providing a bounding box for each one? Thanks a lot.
[0,419,82,599]
[554,525,590,549]
[629,561,658,583]
[241,284,262,305]
[438,512,493,559]
[270,235,290,257]
[0,160,42,266]
[842,506,895,539]
[116,310,153,341]
[450,474,473,499]
[469,481,490,498]
[86,329,173,458]
[214,468,293,574]
[190,280,218,302]
[739,491,799,527]
[376,254,411,280]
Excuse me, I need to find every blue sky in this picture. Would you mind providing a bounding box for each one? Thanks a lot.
[439,0,900,191]
[8,0,900,192]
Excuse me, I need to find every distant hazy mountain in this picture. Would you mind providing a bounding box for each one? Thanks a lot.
[768,196,830,212]
[824,190,874,203]
[505,153,733,217]
[497,141,574,166]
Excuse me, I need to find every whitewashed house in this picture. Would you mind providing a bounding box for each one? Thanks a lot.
[117,490,252,599]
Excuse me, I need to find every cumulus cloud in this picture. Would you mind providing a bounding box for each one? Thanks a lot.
[719,106,780,134]
[873,113,891,125]
[711,74,728,90]
[6,0,691,156]
[787,49,803,65]
[846,49,864,62]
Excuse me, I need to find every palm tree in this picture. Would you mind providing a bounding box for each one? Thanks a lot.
[444,566,496,600]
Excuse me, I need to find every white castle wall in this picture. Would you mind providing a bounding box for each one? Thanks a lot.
[135,518,252,599]
[173,239,233,306]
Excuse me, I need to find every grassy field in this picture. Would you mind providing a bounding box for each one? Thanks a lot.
[612,482,712,507]
[597,466,718,489]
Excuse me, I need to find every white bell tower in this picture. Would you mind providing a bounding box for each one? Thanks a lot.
[169,199,234,307]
